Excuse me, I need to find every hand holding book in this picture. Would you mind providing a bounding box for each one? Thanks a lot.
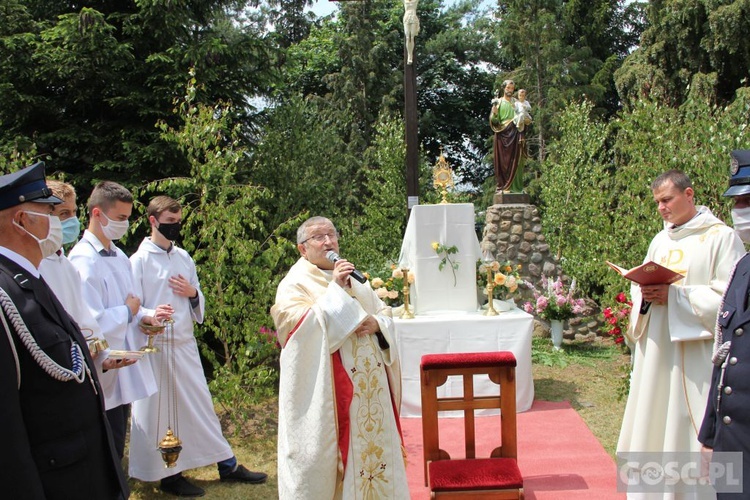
[606,260,684,286]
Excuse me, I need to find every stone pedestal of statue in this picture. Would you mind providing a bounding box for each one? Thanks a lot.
[493,192,530,205]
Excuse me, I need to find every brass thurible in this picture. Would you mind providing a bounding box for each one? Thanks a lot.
[158,428,183,468]
[156,318,181,467]
[139,321,165,353]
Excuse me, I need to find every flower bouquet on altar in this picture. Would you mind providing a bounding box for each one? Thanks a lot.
[367,265,415,309]
[477,259,522,311]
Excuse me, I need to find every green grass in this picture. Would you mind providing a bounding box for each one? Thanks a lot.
[128,337,630,498]
[126,399,279,500]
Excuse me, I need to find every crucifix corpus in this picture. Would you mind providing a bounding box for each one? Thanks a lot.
[403,0,420,65]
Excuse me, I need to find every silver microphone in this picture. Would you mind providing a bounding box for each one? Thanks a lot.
[325,251,367,284]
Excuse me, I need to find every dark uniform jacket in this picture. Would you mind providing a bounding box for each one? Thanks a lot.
[0,254,128,499]
[699,252,750,498]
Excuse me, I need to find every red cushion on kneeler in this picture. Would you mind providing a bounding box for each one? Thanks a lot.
[429,458,523,491]
[421,351,517,370]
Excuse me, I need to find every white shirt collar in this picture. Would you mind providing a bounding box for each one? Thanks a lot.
[82,229,111,254]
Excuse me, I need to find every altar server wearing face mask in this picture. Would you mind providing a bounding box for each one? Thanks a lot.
[699,150,750,499]
[39,180,133,374]
[0,163,129,499]
[128,196,267,497]
[69,180,164,461]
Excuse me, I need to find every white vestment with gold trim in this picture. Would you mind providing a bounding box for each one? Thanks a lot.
[618,207,744,500]
[271,258,409,499]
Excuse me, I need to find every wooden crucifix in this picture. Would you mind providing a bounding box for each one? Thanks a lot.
[403,0,419,214]
[329,0,420,215]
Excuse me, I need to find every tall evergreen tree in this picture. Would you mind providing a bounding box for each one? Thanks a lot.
[266,0,315,46]
[0,1,275,188]
[615,0,749,107]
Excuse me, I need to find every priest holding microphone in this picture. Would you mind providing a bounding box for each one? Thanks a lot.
[271,216,409,499]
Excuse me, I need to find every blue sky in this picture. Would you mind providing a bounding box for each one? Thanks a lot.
[309,0,337,17]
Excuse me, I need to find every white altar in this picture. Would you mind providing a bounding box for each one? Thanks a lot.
[394,309,535,417]
[398,203,482,314]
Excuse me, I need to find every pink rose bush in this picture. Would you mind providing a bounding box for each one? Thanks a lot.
[601,292,632,345]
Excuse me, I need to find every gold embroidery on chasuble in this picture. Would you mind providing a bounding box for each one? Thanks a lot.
[659,249,688,280]
[347,335,393,499]
[699,226,721,242]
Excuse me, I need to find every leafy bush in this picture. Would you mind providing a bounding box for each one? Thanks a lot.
[541,89,750,301]
[134,71,301,424]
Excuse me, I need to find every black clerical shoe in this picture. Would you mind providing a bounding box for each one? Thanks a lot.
[219,464,268,484]
[159,475,205,497]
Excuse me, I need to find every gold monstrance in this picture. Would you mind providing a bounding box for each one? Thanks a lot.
[156,319,182,467]
[433,146,454,204]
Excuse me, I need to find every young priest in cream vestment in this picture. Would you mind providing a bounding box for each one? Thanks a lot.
[618,171,744,500]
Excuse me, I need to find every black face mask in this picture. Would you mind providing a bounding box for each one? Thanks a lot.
[157,221,182,241]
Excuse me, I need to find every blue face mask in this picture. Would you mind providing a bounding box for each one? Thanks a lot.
[61,216,81,245]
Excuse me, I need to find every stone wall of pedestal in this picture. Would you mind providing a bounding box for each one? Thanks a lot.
[481,203,606,344]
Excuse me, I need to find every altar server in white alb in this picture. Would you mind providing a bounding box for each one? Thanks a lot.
[39,181,101,354]
[39,180,134,374]
[128,196,266,497]
[271,216,409,499]
[69,181,162,460]
[617,170,745,499]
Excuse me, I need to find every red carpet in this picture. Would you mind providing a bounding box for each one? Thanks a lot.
[400,400,625,499]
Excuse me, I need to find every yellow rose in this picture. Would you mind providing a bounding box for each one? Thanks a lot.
[494,273,507,286]
[431,241,439,251]
[371,277,385,288]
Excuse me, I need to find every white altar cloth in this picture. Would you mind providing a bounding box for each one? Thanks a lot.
[394,309,534,417]
[398,203,482,314]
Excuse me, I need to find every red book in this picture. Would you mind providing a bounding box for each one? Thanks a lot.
[606,260,684,286]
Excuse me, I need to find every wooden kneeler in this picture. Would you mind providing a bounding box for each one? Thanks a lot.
[420,351,524,499]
